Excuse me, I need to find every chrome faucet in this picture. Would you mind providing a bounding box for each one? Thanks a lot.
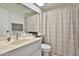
[16,32,18,40]
[6,30,11,42]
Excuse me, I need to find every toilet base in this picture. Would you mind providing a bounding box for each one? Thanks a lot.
[42,51,50,56]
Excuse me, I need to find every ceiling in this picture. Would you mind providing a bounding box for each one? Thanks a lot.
[0,3,37,16]
[0,3,78,15]
[41,3,79,11]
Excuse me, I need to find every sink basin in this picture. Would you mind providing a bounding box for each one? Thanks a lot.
[10,37,31,45]
[0,40,8,46]
[10,39,27,45]
[0,40,13,46]
[0,37,9,46]
[0,36,31,46]
[0,38,14,46]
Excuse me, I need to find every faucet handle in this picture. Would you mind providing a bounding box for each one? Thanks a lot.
[7,37,11,42]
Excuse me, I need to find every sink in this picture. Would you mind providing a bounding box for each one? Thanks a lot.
[10,37,31,45]
[0,40,8,46]
[10,39,26,45]
[0,38,14,46]
[0,40,13,46]
[0,36,31,46]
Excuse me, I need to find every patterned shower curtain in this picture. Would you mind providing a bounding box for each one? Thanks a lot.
[43,5,79,56]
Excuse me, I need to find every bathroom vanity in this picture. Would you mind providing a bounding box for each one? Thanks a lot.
[0,37,42,56]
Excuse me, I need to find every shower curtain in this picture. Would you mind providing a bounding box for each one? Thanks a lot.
[43,5,79,56]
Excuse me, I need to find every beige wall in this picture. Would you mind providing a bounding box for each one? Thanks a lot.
[0,6,25,36]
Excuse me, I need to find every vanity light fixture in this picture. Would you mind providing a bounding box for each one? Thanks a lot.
[36,3,45,6]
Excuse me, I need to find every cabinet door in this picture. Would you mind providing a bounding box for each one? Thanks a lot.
[31,49,41,56]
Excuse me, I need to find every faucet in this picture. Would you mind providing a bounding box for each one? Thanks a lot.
[16,32,18,40]
[7,37,11,42]
[6,30,11,42]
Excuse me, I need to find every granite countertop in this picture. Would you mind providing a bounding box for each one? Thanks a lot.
[0,36,42,55]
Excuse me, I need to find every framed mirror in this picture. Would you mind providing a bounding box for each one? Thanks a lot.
[11,23,23,31]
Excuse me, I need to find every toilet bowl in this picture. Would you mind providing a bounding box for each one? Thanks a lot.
[41,44,51,56]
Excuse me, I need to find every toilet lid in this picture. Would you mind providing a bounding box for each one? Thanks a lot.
[41,44,51,49]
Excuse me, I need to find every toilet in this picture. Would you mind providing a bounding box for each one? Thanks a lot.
[41,44,51,56]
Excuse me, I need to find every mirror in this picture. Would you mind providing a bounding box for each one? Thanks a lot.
[11,23,23,31]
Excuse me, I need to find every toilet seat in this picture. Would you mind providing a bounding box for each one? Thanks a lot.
[41,44,51,50]
[41,44,51,52]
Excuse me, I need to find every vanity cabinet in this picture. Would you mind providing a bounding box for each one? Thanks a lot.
[1,40,41,56]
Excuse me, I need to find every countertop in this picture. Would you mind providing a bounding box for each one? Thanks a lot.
[0,36,42,55]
